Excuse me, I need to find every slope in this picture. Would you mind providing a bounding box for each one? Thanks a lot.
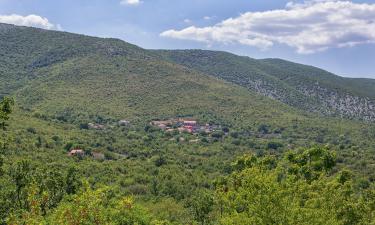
[0,23,298,129]
[156,49,375,121]
[1,23,375,176]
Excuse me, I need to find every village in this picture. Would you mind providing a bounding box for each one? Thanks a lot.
[86,117,222,135]
[149,118,222,134]
[69,117,223,158]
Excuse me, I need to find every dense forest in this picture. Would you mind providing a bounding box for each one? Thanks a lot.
[1,23,375,224]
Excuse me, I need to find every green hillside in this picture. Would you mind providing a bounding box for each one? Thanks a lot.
[1,23,375,224]
[1,23,375,172]
[156,50,375,121]
[0,23,322,129]
[0,23,148,98]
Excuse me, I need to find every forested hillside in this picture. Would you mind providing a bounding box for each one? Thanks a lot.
[1,23,375,224]
[156,50,375,121]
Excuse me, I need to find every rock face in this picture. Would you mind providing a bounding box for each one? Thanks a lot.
[298,84,375,121]
[237,79,375,121]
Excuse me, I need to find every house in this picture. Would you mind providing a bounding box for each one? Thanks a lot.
[183,120,198,133]
[158,124,167,130]
[68,149,85,157]
[183,120,197,126]
[150,120,174,130]
[178,127,192,133]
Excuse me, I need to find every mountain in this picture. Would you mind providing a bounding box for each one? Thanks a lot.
[155,50,375,121]
[0,22,298,128]
[0,23,149,98]
[2,23,374,124]
[1,23,375,173]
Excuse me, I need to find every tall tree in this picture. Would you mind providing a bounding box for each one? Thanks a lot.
[0,97,14,130]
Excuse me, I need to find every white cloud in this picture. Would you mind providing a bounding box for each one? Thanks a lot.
[120,0,142,6]
[203,16,211,20]
[184,19,192,23]
[0,14,60,30]
[161,0,375,54]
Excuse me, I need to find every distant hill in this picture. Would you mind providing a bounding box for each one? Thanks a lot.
[0,23,148,98]
[155,50,375,121]
[0,23,301,129]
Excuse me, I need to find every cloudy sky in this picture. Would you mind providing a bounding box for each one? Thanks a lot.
[1,0,375,78]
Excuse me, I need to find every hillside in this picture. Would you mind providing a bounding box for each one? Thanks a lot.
[156,50,375,121]
[0,22,373,172]
[0,23,299,129]
[1,23,375,224]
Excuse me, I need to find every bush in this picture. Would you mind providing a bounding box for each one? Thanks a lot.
[267,141,283,150]
[26,127,37,134]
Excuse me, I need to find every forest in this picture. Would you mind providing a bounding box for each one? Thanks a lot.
[1,96,375,224]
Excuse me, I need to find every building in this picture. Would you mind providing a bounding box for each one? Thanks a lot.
[68,149,85,157]
[183,121,197,126]
[150,120,174,130]
[183,120,197,132]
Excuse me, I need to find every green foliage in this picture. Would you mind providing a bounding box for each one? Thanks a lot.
[157,49,375,121]
[188,190,214,225]
[0,97,14,130]
[266,141,283,150]
[9,181,156,225]
[65,167,81,195]
[217,147,375,224]
[285,147,336,181]
[1,24,375,225]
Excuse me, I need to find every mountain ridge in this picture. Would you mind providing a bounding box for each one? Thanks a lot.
[1,23,374,124]
[155,49,375,121]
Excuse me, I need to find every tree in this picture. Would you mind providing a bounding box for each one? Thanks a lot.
[285,146,336,181]
[189,190,214,225]
[65,167,81,195]
[216,147,375,224]
[257,124,270,134]
[267,141,283,150]
[0,97,14,130]
[9,160,32,209]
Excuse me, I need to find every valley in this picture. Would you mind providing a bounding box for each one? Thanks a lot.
[1,23,375,224]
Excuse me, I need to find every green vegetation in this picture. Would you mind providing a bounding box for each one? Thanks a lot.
[156,50,375,121]
[0,23,375,224]
[218,148,375,224]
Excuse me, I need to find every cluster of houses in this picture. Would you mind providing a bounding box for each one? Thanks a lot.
[150,118,221,134]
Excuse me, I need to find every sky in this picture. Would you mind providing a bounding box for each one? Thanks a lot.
[0,0,375,79]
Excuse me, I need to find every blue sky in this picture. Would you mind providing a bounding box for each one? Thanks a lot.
[0,0,375,78]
